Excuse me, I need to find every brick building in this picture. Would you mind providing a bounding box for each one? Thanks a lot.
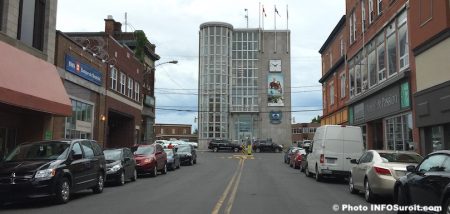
[155,124,197,142]
[292,123,321,144]
[410,0,450,154]
[0,0,72,157]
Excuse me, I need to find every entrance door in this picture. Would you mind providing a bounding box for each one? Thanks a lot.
[373,121,384,149]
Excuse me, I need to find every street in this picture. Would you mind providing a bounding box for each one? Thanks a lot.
[0,152,394,214]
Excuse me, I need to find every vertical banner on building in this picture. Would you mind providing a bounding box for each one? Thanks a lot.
[268,73,284,106]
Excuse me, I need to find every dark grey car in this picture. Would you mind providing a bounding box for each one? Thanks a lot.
[104,148,137,185]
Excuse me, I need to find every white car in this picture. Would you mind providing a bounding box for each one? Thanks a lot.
[177,140,198,148]
[305,125,364,182]
[155,140,179,149]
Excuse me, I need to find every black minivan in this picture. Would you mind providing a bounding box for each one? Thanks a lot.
[0,139,106,204]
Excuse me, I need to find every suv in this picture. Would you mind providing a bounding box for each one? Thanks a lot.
[0,139,106,204]
[253,139,283,153]
[208,139,242,152]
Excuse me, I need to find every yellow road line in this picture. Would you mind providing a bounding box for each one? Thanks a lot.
[211,158,243,214]
[224,158,245,214]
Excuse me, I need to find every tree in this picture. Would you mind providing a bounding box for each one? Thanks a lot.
[193,128,198,135]
[311,115,321,123]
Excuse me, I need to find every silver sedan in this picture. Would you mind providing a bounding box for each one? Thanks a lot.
[348,150,423,202]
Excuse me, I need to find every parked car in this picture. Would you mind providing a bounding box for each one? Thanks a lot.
[290,149,307,169]
[208,139,242,153]
[284,147,301,164]
[299,140,312,150]
[305,125,364,181]
[178,145,197,165]
[133,144,167,177]
[155,140,178,149]
[0,139,106,204]
[164,149,180,170]
[395,151,450,213]
[103,148,137,185]
[179,140,198,149]
[349,150,423,202]
[252,139,283,153]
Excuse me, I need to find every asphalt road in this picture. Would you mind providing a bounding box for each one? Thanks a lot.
[0,152,394,214]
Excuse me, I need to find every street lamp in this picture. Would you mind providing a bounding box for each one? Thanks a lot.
[144,60,178,75]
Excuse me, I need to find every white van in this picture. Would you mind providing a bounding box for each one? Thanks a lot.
[305,125,364,181]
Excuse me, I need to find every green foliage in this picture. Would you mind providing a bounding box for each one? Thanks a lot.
[134,30,149,62]
[311,115,321,123]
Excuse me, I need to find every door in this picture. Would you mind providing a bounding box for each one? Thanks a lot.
[68,142,89,191]
[155,145,164,170]
[408,154,449,206]
[353,152,373,189]
[343,127,364,172]
[80,141,97,186]
[123,149,134,178]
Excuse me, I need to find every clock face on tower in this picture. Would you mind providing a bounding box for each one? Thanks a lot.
[269,60,282,72]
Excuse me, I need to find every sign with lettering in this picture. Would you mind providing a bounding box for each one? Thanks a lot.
[65,54,102,86]
[269,111,282,124]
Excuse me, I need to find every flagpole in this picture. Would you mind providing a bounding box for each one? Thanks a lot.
[262,4,265,53]
[274,4,277,53]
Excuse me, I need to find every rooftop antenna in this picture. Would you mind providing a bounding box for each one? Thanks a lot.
[244,9,249,28]
[125,12,128,32]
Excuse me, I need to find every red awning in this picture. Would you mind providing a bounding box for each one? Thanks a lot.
[0,41,72,116]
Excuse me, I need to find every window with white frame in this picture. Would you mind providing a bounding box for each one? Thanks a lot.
[329,82,335,106]
[134,81,140,101]
[172,129,175,134]
[361,0,366,32]
[397,10,409,71]
[110,67,117,90]
[369,0,374,24]
[128,77,133,98]
[361,56,368,92]
[349,11,356,44]
[368,41,377,87]
[349,62,355,97]
[387,22,397,77]
[340,38,344,57]
[119,72,126,94]
[376,32,386,82]
[377,0,383,16]
[329,51,333,66]
[340,73,346,98]
[352,12,357,42]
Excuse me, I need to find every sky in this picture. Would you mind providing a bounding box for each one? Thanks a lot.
[56,0,346,131]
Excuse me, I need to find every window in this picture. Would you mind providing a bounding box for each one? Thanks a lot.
[183,129,187,134]
[377,0,383,15]
[349,66,355,97]
[397,10,409,71]
[376,33,386,82]
[329,82,334,106]
[128,77,133,98]
[71,143,83,157]
[110,68,117,90]
[120,72,126,94]
[361,0,366,32]
[355,60,362,95]
[368,41,377,87]
[349,11,356,44]
[81,141,94,158]
[161,128,164,134]
[65,99,93,140]
[418,154,448,172]
[387,22,397,77]
[361,56,368,92]
[134,81,140,101]
[340,38,344,57]
[385,113,413,151]
[17,0,46,50]
[369,0,374,24]
[340,73,346,98]
[90,141,102,156]
[172,129,175,134]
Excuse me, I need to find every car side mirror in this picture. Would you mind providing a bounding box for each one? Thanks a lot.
[124,157,131,162]
[156,151,162,155]
[406,165,416,172]
[350,159,358,164]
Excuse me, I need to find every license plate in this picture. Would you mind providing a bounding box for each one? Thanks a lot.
[326,159,336,164]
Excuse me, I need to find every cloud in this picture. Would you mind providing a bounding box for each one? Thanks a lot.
[57,0,346,127]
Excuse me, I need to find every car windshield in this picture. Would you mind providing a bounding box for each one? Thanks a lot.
[5,141,71,161]
[134,146,154,155]
[177,146,191,153]
[379,153,423,163]
[103,150,122,160]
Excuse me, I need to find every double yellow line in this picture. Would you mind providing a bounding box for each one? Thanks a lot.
[211,157,245,214]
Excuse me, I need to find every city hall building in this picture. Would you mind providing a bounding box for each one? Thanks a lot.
[198,22,291,149]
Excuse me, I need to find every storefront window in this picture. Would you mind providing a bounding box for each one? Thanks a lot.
[385,113,413,151]
[432,126,444,152]
[65,99,94,140]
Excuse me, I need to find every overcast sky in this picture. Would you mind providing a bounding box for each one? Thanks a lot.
[57,0,345,130]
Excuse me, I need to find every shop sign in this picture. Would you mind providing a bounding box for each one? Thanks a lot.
[354,103,365,125]
[44,131,52,140]
[401,82,410,108]
[76,120,92,133]
[65,54,102,86]
[269,111,282,124]
[365,85,401,122]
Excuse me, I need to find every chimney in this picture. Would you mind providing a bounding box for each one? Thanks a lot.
[104,15,122,35]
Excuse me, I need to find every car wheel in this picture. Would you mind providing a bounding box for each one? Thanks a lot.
[54,177,70,204]
[131,169,137,182]
[171,163,176,170]
[234,148,239,153]
[150,165,158,177]
[92,173,104,194]
[213,147,218,152]
[349,175,358,194]
[256,148,261,153]
[161,163,167,174]
[364,179,375,203]
[189,158,193,166]
[177,161,181,169]
[305,165,312,177]
[117,171,125,186]
[275,148,280,153]
[315,165,322,182]
[193,158,197,164]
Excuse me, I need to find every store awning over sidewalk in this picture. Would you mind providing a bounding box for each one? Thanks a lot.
[0,41,72,116]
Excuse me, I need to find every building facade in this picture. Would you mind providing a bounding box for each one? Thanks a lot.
[319,16,349,127]
[155,124,197,142]
[292,123,320,144]
[198,22,291,149]
[0,0,72,157]
[410,0,450,154]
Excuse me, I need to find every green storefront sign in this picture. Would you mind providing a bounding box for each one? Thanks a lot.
[401,82,410,108]
[44,131,53,140]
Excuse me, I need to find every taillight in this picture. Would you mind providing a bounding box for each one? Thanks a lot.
[296,155,302,161]
[320,154,324,164]
[143,158,151,163]
[374,166,391,175]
